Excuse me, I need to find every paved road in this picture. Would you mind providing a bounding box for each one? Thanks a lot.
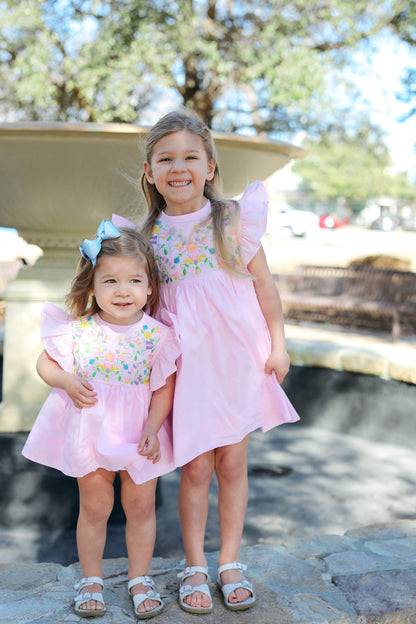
[263,225,416,272]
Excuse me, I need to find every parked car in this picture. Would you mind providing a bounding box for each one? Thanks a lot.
[319,214,349,229]
[274,205,319,237]
[369,216,400,231]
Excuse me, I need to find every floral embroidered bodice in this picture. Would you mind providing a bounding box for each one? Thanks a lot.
[72,315,164,385]
[150,202,243,285]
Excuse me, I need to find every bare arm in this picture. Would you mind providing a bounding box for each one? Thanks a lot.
[37,350,97,408]
[247,245,290,383]
[138,372,176,463]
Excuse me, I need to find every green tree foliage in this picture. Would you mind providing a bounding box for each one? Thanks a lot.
[398,67,416,119]
[393,0,416,120]
[0,0,412,133]
[292,122,416,210]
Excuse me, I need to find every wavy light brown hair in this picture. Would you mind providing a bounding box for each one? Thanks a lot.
[140,108,241,273]
[66,226,160,317]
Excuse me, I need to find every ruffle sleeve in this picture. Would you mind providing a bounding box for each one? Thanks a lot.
[111,213,139,229]
[40,302,74,373]
[238,180,269,265]
[149,311,181,392]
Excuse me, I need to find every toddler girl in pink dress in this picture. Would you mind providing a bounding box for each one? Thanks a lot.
[136,109,300,613]
[22,222,180,619]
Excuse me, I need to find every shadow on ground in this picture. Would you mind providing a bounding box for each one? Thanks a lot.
[1,365,416,565]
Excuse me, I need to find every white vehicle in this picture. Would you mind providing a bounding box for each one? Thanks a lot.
[270,202,319,238]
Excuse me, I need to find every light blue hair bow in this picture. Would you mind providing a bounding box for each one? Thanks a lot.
[79,220,121,267]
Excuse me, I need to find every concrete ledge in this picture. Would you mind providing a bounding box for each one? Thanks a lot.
[1,520,415,623]
[285,323,416,384]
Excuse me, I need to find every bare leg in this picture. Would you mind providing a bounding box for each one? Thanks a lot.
[216,435,252,604]
[178,451,215,609]
[76,469,115,611]
[120,471,160,615]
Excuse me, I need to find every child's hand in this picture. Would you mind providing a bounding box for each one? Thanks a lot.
[138,431,161,464]
[64,374,97,409]
[265,348,290,384]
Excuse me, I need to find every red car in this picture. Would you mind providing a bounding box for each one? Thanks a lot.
[319,214,348,229]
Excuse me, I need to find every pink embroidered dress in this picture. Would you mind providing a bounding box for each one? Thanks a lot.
[22,303,180,484]
[149,181,299,467]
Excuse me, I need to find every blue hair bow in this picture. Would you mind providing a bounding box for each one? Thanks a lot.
[79,220,121,267]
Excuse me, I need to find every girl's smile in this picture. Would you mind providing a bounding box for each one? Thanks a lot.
[143,130,216,216]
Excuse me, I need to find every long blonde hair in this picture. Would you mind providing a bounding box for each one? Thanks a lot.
[140,108,241,272]
[66,227,160,317]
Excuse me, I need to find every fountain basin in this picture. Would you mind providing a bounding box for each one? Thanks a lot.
[0,121,304,249]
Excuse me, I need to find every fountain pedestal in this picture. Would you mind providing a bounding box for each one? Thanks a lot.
[0,122,304,432]
[1,254,74,430]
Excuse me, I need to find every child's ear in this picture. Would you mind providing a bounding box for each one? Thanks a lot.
[206,158,216,181]
[143,162,154,184]
[147,286,152,297]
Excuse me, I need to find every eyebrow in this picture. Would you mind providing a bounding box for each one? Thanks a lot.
[156,149,201,156]
[99,271,147,279]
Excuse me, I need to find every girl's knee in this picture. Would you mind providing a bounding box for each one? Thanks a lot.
[182,452,215,486]
[77,470,115,523]
[79,492,114,524]
[120,474,156,520]
[216,445,248,482]
[123,491,155,522]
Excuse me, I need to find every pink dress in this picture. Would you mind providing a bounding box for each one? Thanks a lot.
[149,181,299,467]
[22,302,180,484]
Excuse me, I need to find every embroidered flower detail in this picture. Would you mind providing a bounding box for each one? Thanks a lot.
[72,317,164,385]
[151,209,242,283]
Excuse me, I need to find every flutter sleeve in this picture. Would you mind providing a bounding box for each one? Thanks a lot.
[40,302,74,373]
[150,311,181,392]
[111,213,139,229]
[238,180,269,265]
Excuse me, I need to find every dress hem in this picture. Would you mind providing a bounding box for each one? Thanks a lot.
[21,451,175,485]
[173,415,299,468]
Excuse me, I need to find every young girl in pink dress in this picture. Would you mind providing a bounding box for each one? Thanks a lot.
[138,109,300,613]
[22,222,180,620]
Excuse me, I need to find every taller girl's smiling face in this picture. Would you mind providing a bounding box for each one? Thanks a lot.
[143,130,216,215]
[91,255,152,325]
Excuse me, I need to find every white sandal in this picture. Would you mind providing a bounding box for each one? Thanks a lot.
[74,576,106,618]
[128,575,164,620]
[178,565,213,614]
[217,562,256,611]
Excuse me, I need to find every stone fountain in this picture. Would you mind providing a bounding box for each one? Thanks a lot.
[0,121,304,432]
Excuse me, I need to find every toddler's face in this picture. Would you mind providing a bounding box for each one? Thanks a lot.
[143,130,216,215]
[91,255,152,325]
